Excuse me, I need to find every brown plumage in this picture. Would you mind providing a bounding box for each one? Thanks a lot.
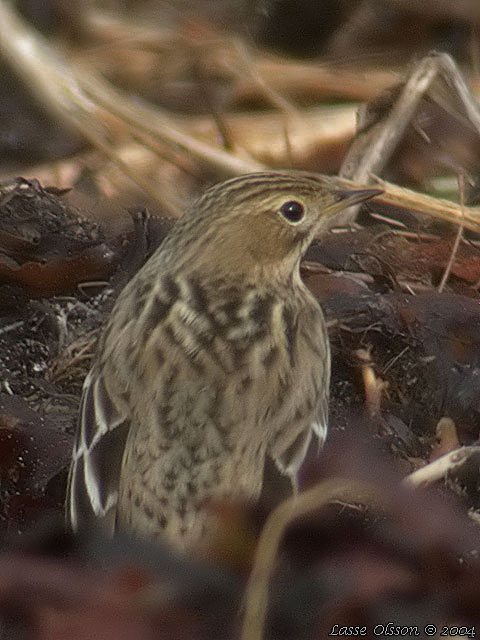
[67,171,380,550]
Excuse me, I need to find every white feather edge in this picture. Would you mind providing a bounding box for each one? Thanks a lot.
[70,370,125,525]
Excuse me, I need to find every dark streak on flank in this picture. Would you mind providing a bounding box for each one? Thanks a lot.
[250,294,273,329]
[239,376,252,393]
[282,305,298,367]
[177,497,187,518]
[145,295,171,334]
[294,406,304,421]
[162,275,180,301]
[155,348,165,367]
[219,297,242,323]
[188,278,209,314]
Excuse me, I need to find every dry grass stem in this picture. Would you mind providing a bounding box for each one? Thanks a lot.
[233,58,398,104]
[355,348,385,419]
[339,53,480,223]
[438,173,465,292]
[78,72,265,175]
[3,2,475,237]
[368,177,480,233]
[340,55,442,186]
[241,478,382,640]
[403,446,480,488]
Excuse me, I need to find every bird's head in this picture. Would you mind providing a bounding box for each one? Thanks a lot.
[164,172,381,281]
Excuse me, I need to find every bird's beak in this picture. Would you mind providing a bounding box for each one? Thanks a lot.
[324,187,383,217]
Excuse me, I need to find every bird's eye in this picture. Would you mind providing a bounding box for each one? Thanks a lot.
[278,200,305,225]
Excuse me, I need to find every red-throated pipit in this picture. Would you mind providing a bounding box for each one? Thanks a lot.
[67,172,380,550]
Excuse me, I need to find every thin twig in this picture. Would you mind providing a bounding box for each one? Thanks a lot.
[369,211,407,228]
[438,172,465,292]
[383,345,409,374]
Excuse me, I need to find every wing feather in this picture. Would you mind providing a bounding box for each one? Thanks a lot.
[67,369,130,533]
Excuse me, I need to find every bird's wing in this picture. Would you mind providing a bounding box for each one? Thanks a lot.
[311,403,328,447]
[273,427,313,481]
[271,412,328,489]
[66,368,130,533]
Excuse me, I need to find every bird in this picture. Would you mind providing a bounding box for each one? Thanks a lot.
[66,171,380,551]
